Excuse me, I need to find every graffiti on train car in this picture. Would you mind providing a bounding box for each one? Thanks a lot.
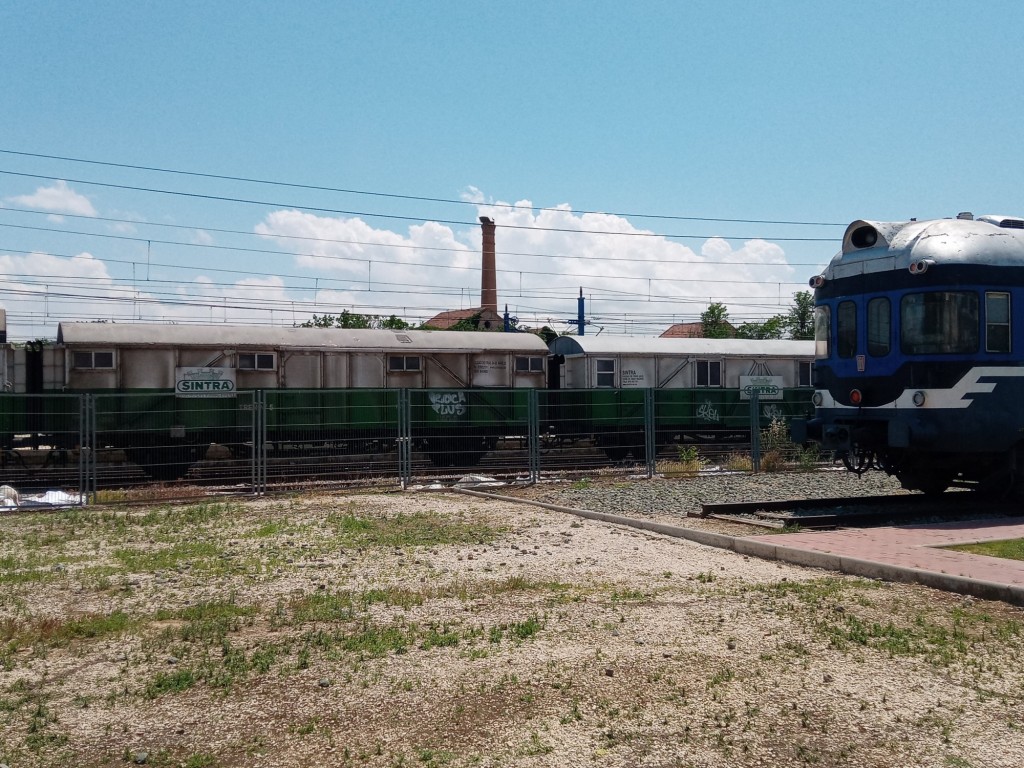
[429,391,467,418]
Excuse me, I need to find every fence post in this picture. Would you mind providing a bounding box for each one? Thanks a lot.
[528,389,539,483]
[644,388,656,479]
[397,389,411,488]
[81,393,94,504]
[750,391,761,473]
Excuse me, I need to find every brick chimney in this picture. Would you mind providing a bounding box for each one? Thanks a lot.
[479,216,497,312]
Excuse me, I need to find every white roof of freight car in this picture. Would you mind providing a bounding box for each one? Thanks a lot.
[57,323,550,354]
[549,336,813,358]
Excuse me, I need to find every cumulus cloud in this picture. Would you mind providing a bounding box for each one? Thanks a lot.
[0,190,805,339]
[5,180,97,218]
[252,198,801,334]
[0,249,307,339]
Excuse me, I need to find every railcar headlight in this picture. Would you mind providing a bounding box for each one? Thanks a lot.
[912,390,926,407]
[809,275,826,288]
[849,389,863,406]
[811,391,823,407]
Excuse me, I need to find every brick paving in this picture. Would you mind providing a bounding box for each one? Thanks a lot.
[744,517,1024,595]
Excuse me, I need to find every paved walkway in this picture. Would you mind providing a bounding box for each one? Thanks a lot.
[741,517,1024,604]
[460,488,1024,606]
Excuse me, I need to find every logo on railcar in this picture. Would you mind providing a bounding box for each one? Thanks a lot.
[740,375,783,401]
[175,367,237,398]
[430,391,467,418]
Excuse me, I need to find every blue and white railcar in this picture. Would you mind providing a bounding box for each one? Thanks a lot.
[794,213,1024,494]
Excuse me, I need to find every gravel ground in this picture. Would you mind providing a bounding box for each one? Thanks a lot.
[2,468,1023,768]
[486,466,908,531]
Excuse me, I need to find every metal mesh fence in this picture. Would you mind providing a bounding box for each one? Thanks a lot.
[0,387,814,500]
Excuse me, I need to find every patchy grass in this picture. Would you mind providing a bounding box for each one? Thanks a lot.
[946,538,1024,561]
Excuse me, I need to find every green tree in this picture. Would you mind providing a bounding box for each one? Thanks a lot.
[700,302,733,339]
[785,291,815,340]
[736,315,786,340]
[300,311,411,330]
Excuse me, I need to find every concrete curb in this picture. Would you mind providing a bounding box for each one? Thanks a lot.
[451,487,1024,606]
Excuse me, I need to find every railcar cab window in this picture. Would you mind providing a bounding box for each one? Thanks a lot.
[596,359,615,387]
[72,350,115,369]
[514,356,544,373]
[986,292,1011,353]
[696,360,722,387]
[867,297,891,356]
[239,352,276,371]
[837,301,857,358]
[813,305,831,358]
[901,292,979,355]
[388,355,421,372]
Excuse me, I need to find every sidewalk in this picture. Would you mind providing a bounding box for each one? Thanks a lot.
[740,517,1024,604]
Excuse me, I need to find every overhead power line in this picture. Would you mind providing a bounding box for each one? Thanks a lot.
[0,213,829,269]
[0,148,845,228]
[0,169,837,243]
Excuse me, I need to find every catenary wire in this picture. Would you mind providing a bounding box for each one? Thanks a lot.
[0,148,846,228]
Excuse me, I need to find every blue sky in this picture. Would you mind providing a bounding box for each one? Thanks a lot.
[1,1,1021,340]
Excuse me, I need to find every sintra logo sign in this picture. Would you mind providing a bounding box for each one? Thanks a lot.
[430,391,467,418]
[175,368,236,395]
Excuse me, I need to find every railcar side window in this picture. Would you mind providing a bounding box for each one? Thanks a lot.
[813,305,831,358]
[696,360,722,387]
[798,361,813,387]
[596,359,615,387]
[239,353,276,370]
[514,356,544,373]
[867,297,891,356]
[986,292,1011,353]
[72,350,115,369]
[388,355,421,372]
[837,301,857,359]
[900,292,979,355]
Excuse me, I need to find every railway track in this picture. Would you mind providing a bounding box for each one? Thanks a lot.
[693,492,1012,530]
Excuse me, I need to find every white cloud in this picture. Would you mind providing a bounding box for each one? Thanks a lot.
[0,192,805,339]
[5,180,97,217]
[252,198,801,335]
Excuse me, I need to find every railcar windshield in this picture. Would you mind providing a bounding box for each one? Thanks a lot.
[900,292,978,355]
[813,306,830,359]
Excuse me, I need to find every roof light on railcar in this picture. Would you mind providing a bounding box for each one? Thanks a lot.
[849,389,863,406]
[811,391,823,407]
[912,390,926,407]
[809,275,826,289]
[909,259,934,275]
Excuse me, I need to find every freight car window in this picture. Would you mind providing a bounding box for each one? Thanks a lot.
[867,297,890,356]
[388,355,421,372]
[837,301,857,358]
[72,350,114,369]
[515,356,544,373]
[798,361,813,387]
[239,353,275,370]
[696,360,721,387]
[901,292,979,355]
[986,292,1010,353]
[596,359,615,387]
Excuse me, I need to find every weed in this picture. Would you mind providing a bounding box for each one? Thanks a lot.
[144,668,196,698]
[723,453,753,472]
